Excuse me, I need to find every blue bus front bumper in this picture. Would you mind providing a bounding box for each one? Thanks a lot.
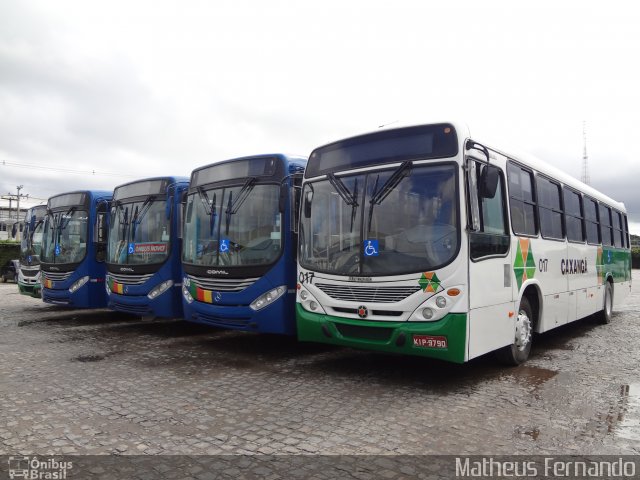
[108,286,183,318]
[183,292,296,335]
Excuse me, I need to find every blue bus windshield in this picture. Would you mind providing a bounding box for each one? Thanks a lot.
[183,183,282,267]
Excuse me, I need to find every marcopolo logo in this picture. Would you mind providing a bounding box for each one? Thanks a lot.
[8,456,72,479]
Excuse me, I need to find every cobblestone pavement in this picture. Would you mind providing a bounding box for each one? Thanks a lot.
[0,274,638,457]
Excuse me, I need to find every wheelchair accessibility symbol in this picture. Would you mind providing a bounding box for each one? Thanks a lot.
[54,244,60,256]
[219,239,230,253]
[364,239,379,257]
[128,243,135,254]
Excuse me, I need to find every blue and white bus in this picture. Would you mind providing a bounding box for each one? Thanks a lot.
[181,154,306,334]
[105,177,189,318]
[41,190,112,308]
[18,205,47,298]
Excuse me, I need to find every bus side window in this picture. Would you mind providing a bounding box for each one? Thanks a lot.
[563,187,584,243]
[599,203,613,246]
[623,214,630,248]
[507,162,537,236]
[468,161,510,260]
[584,197,600,245]
[613,210,624,248]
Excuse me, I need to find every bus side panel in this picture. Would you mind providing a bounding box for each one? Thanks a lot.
[567,241,594,322]
[467,303,515,360]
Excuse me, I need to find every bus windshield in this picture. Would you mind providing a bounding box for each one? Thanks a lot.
[21,218,44,263]
[41,209,89,264]
[182,183,282,267]
[299,163,458,275]
[107,197,171,265]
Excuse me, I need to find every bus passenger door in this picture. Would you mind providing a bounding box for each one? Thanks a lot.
[466,159,514,359]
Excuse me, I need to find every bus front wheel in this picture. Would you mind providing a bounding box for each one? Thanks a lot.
[496,297,533,366]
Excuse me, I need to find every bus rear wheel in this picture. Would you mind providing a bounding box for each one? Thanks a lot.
[496,297,533,366]
[597,281,613,324]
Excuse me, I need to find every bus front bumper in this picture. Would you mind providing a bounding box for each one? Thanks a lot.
[183,294,296,335]
[296,304,467,363]
[18,281,42,298]
[108,287,183,319]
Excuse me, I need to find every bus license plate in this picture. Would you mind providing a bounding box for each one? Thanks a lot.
[413,335,447,349]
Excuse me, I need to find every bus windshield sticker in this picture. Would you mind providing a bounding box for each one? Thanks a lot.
[418,271,441,293]
[132,243,168,254]
[363,240,379,257]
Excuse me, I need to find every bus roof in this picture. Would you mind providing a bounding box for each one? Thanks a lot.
[190,153,307,187]
[310,121,625,213]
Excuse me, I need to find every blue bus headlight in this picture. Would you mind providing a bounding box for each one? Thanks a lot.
[250,285,286,311]
[148,280,173,300]
[69,276,89,293]
[182,277,194,304]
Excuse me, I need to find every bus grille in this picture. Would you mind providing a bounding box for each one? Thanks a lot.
[42,271,73,282]
[20,267,40,278]
[108,272,154,285]
[187,274,259,292]
[194,312,252,328]
[315,283,420,303]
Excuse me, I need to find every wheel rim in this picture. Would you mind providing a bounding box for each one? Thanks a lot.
[605,286,613,318]
[514,309,532,351]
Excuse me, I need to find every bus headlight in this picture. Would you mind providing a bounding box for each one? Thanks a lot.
[422,308,434,320]
[69,276,89,293]
[298,289,326,314]
[409,285,464,322]
[148,280,173,300]
[250,285,286,311]
[105,275,111,294]
[182,277,194,304]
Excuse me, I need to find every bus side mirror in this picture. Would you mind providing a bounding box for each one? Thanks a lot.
[479,166,499,199]
[178,190,187,240]
[94,212,108,244]
[279,184,287,212]
[303,190,313,219]
[30,215,36,231]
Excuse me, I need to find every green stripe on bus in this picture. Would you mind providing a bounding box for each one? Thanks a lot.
[296,304,467,364]
[598,247,631,283]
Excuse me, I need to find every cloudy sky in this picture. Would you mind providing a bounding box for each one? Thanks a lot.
[2,1,640,231]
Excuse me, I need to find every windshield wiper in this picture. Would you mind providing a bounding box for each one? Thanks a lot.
[327,173,359,232]
[59,206,77,231]
[131,196,156,239]
[225,177,257,235]
[367,161,411,232]
[196,187,218,236]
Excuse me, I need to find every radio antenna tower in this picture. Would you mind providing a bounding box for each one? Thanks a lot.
[581,121,591,185]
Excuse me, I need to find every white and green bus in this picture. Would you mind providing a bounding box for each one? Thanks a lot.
[296,122,631,364]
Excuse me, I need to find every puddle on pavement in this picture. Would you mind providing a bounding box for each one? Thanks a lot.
[18,311,127,327]
[74,354,105,362]
[499,365,558,391]
[603,383,640,445]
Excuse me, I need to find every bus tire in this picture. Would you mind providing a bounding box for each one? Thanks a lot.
[597,281,613,324]
[496,297,534,366]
